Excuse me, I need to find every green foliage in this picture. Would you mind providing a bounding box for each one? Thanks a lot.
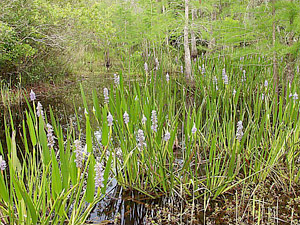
[0,0,70,83]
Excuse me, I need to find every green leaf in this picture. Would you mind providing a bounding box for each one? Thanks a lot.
[85,155,95,203]
[13,176,38,224]
[102,151,112,194]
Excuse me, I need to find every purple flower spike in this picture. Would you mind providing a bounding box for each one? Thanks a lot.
[151,110,158,132]
[164,132,170,141]
[46,123,55,148]
[191,123,197,135]
[36,102,44,119]
[166,73,170,83]
[74,140,84,168]
[103,88,109,104]
[137,129,146,149]
[107,112,113,127]
[0,155,7,171]
[94,159,104,189]
[30,89,36,101]
[236,121,244,142]
[123,111,129,124]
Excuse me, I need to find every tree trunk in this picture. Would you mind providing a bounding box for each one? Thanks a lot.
[191,9,197,59]
[184,0,192,80]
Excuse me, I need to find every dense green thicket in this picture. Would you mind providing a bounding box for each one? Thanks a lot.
[0,0,70,83]
[1,0,300,85]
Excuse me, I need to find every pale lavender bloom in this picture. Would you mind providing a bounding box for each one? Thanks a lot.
[155,58,159,70]
[107,112,113,126]
[233,89,237,96]
[135,95,138,101]
[194,58,196,62]
[201,64,205,75]
[175,57,178,63]
[289,93,293,98]
[137,129,146,149]
[30,89,36,101]
[242,70,246,82]
[264,80,268,88]
[123,111,129,124]
[213,76,218,85]
[164,132,170,141]
[191,123,197,135]
[103,88,109,104]
[216,86,219,91]
[142,114,147,125]
[36,102,44,119]
[297,66,299,73]
[114,74,120,86]
[166,73,170,83]
[223,74,228,85]
[144,62,148,72]
[198,65,201,71]
[46,123,55,148]
[151,110,158,132]
[74,140,84,168]
[261,93,265,100]
[180,66,183,74]
[94,159,104,189]
[240,66,243,72]
[222,68,226,80]
[0,155,6,171]
[293,92,298,101]
[281,57,283,62]
[236,121,244,142]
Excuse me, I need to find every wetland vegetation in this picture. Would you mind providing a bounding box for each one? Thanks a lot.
[1,0,300,224]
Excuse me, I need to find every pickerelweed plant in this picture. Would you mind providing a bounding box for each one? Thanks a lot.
[0,92,112,224]
[1,54,300,223]
[83,54,300,202]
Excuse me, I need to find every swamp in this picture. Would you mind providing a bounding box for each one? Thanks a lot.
[1,0,300,224]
